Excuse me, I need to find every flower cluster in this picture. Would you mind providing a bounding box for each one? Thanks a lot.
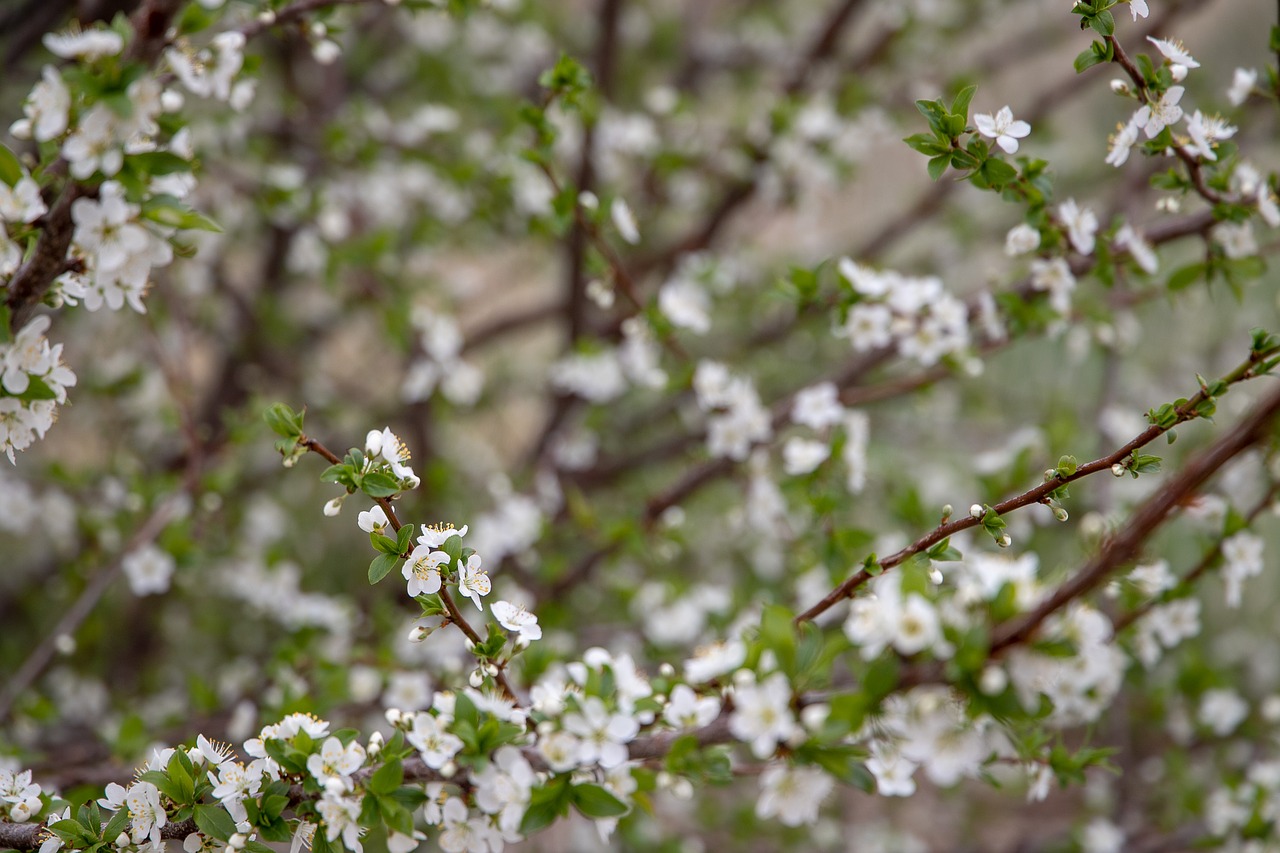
[0,317,76,463]
[400,307,483,407]
[835,259,970,367]
[693,360,772,461]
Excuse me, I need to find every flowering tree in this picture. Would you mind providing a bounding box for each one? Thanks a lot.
[1,0,1279,850]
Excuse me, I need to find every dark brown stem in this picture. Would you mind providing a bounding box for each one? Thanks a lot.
[991,380,1280,652]
[796,346,1280,624]
[1111,479,1280,635]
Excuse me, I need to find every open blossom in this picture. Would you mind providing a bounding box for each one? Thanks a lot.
[402,545,446,597]
[1105,119,1140,167]
[782,436,830,476]
[1228,67,1258,106]
[562,696,639,768]
[683,639,746,683]
[122,544,175,596]
[791,381,844,430]
[1221,531,1264,608]
[659,277,711,334]
[1133,86,1184,138]
[315,793,364,853]
[43,27,123,60]
[1004,223,1040,256]
[729,672,798,759]
[1115,224,1158,274]
[0,176,46,224]
[1184,111,1237,162]
[165,32,246,101]
[755,764,834,827]
[1127,0,1148,20]
[663,684,720,730]
[611,197,640,244]
[472,745,535,836]
[973,106,1031,154]
[1147,36,1200,71]
[418,522,467,548]
[1057,198,1098,255]
[70,182,146,271]
[866,742,918,797]
[406,712,464,769]
[11,66,70,142]
[307,737,366,784]
[458,554,491,611]
[63,104,123,180]
[0,769,41,822]
[365,427,419,488]
[357,505,390,536]
[99,781,167,845]
[490,600,541,644]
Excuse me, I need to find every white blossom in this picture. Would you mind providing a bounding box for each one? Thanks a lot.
[973,106,1031,154]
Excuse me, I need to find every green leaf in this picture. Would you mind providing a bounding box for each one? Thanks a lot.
[903,133,948,156]
[360,471,401,498]
[10,375,58,402]
[371,532,401,554]
[101,809,130,844]
[571,784,628,819]
[0,143,22,186]
[979,157,1018,187]
[369,553,401,585]
[927,154,950,181]
[141,195,222,233]
[926,538,963,562]
[1088,9,1114,35]
[396,523,417,552]
[129,152,193,176]
[263,403,303,438]
[319,464,352,485]
[367,759,403,796]
[167,750,195,804]
[194,804,237,841]
[950,84,977,121]
[520,777,573,835]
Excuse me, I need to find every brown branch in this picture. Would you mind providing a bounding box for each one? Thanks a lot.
[796,345,1280,625]
[0,496,186,724]
[1111,479,1280,635]
[991,380,1280,652]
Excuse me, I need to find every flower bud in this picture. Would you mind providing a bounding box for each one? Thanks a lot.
[929,567,943,585]
[368,731,384,756]
[1111,463,1126,477]
[116,834,130,848]
[997,534,1012,548]
[1053,506,1070,522]
[578,191,599,211]
[323,496,345,517]
[385,708,403,726]
[969,504,984,519]
[979,666,1008,695]
[469,668,485,688]
[941,504,953,520]
[229,834,247,850]
[1170,64,1188,82]
[440,760,457,779]
[1110,79,1130,95]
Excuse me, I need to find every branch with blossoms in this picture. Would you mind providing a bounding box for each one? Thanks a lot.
[798,330,1280,623]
